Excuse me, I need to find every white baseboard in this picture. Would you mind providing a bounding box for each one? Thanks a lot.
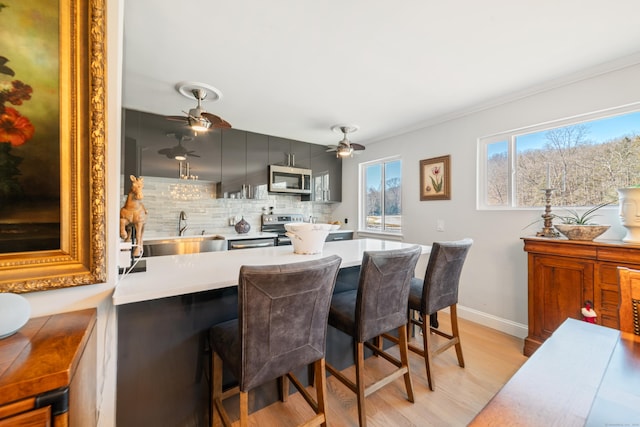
[452,305,528,339]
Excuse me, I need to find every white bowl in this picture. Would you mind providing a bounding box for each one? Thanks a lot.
[0,293,31,339]
[284,223,333,254]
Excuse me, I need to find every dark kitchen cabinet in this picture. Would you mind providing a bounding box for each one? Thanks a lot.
[121,109,343,200]
[268,136,310,168]
[219,129,246,196]
[245,132,269,198]
[308,144,342,202]
[122,109,222,182]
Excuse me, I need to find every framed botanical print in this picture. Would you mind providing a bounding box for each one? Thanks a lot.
[420,155,451,201]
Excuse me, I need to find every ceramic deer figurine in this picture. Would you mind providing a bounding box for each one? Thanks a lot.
[120,175,148,257]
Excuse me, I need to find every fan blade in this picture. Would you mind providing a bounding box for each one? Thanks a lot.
[325,145,338,152]
[166,115,188,122]
[350,143,365,151]
[158,148,175,159]
[201,112,232,129]
[186,151,200,158]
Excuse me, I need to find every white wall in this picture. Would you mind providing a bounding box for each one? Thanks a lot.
[334,62,640,338]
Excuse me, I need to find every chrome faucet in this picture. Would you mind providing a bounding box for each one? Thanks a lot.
[178,211,188,236]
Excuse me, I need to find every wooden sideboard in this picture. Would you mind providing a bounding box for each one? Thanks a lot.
[0,308,97,426]
[522,237,640,356]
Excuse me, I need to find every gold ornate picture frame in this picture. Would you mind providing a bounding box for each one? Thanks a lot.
[0,0,106,293]
[420,155,451,201]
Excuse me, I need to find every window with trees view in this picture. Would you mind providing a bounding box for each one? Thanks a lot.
[479,106,640,209]
[361,157,402,233]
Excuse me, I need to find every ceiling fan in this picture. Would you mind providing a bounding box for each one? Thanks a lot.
[326,125,365,158]
[166,87,231,132]
[158,132,200,161]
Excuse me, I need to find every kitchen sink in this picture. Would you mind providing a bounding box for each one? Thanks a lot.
[142,235,226,257]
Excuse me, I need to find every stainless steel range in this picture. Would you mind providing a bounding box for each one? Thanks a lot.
[261,214,305,245]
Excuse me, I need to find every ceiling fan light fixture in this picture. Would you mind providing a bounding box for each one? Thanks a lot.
[328,124,363,158]
[188,116,212,132]
[174,154,187,161]
[337,146,353,158]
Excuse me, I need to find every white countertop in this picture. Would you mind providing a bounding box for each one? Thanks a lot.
[113,238,430,306]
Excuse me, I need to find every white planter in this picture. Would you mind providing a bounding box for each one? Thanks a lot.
[617,187,640,243]
[284,223,333,254]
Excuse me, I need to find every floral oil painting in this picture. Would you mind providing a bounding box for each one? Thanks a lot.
[420,155,451,201]
[0,1,60,253]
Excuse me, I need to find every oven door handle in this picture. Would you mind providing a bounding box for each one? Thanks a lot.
[230,242,274,249]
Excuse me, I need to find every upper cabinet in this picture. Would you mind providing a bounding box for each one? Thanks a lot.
[268,136,310,169]
[246,132,269,195]
[123,109,222,182]
[308,144,342,202]
[121,109,341,202]
[219,129,246,196]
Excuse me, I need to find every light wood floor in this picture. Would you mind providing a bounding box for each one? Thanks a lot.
[227,314,528,426]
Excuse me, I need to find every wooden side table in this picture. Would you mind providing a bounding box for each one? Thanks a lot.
[522,237,640,355]
[0,308,97,426]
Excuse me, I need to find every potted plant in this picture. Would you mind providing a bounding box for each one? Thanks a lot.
[617,185,640,243]
[553,201,613,241]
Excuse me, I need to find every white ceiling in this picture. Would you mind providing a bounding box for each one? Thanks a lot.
[122,0,640,147]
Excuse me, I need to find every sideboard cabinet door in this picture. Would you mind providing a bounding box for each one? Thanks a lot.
[526,254,594,356]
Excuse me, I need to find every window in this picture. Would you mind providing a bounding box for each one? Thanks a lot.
[360,157,402,233]
[479,105,640,209]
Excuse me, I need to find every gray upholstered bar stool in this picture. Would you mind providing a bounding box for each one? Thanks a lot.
[326,245,421,427]
[406,238,472,391]
[209,255,341,427]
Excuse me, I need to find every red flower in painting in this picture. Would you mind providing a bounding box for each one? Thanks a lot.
[0,107,35,146]
[429,165,443,193]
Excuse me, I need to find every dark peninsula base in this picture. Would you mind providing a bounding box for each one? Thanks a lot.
[116,266,363,427]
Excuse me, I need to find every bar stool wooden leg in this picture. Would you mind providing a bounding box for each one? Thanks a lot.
[355,342,367,427]
[450,305,465,367]
[279,375,290,402]
[239,390,249,427]
[211,351,223,427]
[315,359,328,427]
[398,324,414,402]
[423,317,434,391]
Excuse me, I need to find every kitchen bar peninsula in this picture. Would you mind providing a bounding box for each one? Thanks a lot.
[113,238,430,427]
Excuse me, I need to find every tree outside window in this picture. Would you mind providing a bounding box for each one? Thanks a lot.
[482,108,640,208]
[362,158,402,232]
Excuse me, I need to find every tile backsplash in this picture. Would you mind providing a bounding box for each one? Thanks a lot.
[121,176,338,238]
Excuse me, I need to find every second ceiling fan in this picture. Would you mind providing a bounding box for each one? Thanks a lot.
[326,125,365,158]
[158,132,200,161]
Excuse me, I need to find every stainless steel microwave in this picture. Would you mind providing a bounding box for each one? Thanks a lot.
[268,164,312,194]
